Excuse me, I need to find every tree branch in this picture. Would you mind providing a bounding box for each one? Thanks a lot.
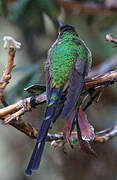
[0,69,116,139]
[0,36,21,107]
[0,47,16,106]
[0,69,117,120]
[49,124,117,147]
[56,0,117,14]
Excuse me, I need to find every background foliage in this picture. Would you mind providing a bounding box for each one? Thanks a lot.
[0,0,117,179]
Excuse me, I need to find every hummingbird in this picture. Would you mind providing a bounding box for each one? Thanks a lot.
[25,20,92,176]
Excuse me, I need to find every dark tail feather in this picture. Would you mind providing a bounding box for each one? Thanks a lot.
[25,141,46,175]
[37,119,51,142]
[25,87,64,175]
[25,142,39,176]
[37,87,63,142]
[52,103,64,124]
[25,119,51,176]
[32,141,46,170]
[61,70,84,118]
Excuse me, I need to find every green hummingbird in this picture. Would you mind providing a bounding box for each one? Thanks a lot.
[25,20,92,176]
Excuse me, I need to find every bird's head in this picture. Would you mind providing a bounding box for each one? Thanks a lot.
[57,19,78,36]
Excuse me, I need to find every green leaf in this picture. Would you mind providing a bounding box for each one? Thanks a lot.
[24,84,46,94]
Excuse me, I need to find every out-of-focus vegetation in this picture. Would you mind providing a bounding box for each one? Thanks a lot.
[0,0,117,179]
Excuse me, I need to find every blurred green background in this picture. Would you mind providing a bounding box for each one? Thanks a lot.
[1,0,117,179]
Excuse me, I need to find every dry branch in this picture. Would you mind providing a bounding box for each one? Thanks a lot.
[85,70,117,90]
[7,117,117,145]
[0,36,21,107]
[49,124,117,145]
[8,121,117,145]
[56,0,117,14]
[87,54,117,78]
[0,48,16,106]
[0,70,117,121]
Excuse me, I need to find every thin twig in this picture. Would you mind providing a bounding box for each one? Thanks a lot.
[0,36,21,107]
[12,123,117,144]
[85,70,117,90]
[0,48,16,106]
[106,34,117,47]
[87,54,117,78]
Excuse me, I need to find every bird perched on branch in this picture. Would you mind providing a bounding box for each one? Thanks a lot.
[25,20,93,176]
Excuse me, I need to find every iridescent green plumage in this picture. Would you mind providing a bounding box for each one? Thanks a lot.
[48,29,91,88]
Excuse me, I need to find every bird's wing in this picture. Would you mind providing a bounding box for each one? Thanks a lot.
[45,57,52,104]
[61,57,86,118]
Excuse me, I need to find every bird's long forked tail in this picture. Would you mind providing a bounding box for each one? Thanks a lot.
[25,87,64,176]
[25,121,50,176]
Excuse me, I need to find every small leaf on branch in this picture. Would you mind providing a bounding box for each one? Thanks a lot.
[78,133,97,157]
[24,84,46,94]
[76,120,96,157]
[78,109,95,141]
